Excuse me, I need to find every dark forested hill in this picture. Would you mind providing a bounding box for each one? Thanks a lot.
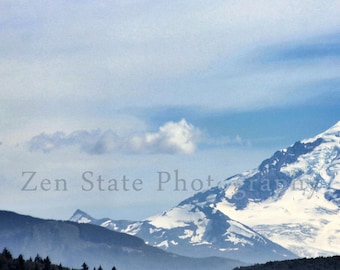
[233,256,340,270]
[0,210,245,270]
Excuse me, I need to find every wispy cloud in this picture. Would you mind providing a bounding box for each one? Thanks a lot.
[1,1,340,109]
[203,135,252,148]
[257,34,340,63]
[29,119,200,155]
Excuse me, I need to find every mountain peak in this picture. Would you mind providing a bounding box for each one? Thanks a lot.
[70,209,93,223]
[304,120,340,143]
[321,120,340,137]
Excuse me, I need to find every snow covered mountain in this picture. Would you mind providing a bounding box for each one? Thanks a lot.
[213,120,340,257]
[71,121,340,261]
[184,120,340,257]
[71,207,295,263]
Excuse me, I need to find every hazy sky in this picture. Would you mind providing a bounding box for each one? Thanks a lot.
[1,0,340,220]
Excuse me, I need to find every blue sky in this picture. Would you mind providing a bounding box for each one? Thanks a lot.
[1,0,340,220]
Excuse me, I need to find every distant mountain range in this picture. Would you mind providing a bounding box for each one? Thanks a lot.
[71,121,340,261]
[70,206,294,264]
[0,210,245,270]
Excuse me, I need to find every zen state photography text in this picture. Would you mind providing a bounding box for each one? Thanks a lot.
[20,170,319,198]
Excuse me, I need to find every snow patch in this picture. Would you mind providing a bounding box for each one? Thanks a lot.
[77,217,91,223]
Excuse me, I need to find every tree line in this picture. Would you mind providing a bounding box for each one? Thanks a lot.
[0,248,117,270]
[233,255,340,270]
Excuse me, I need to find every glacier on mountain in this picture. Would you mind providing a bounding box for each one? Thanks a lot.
[215,120,340,257]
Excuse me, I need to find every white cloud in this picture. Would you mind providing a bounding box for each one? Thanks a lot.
[28,119,199,155]
[128,119,199,154]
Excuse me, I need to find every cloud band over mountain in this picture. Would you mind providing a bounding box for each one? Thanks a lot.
[29,119,199,155]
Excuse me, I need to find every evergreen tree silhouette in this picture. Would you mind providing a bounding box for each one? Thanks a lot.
[43,256,51,270]
[17,254,25,270]
[82,262,89,270]
[2,248,13,260]
[34,254,43,264]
